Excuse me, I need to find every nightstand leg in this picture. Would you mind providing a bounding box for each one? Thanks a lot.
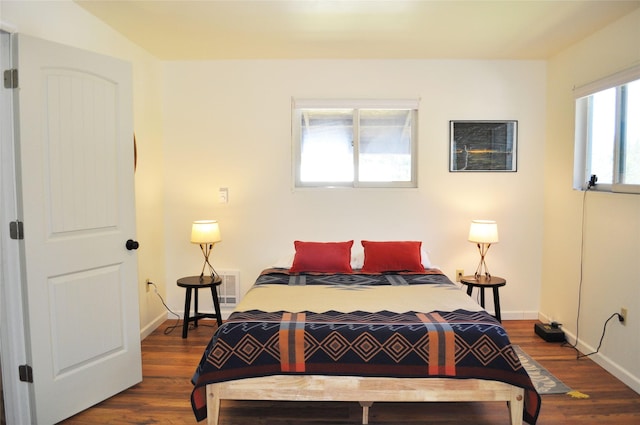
[210,285,223,326]
[182,288,192,338]
[480,288,486,308]
[493,287,502,322]
[194,289,199,328]
[466,285,473,296]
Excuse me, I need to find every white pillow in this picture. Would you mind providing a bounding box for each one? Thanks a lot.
[351,248,432,269]
[272,253,295,268]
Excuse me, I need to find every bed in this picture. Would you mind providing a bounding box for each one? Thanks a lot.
[190,241,541,425]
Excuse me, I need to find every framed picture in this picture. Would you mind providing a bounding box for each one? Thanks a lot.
[449,120,518,172]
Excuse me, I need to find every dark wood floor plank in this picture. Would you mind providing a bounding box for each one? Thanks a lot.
[59,320,640,424]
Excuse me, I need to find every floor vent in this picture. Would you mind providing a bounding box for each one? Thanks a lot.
[217,270,240,307]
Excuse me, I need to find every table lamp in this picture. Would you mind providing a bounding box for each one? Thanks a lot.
[191,220,221,281]
[468,219,499,279]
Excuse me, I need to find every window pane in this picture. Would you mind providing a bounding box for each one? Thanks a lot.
[300,109,353,183]
[588,88,616,184]
[621,79,640,184]
[359,109,412,182]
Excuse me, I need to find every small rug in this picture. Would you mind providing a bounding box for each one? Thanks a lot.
[514,345,571,395]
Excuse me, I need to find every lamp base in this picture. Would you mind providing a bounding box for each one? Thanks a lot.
[474,243,492,279]
[199,243,219,281]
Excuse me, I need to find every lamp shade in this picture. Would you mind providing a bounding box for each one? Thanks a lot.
[191,220,221,244]
[468,220,499,244]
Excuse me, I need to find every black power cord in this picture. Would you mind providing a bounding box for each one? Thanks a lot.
[561,184,591,354]
[562,175,622,359]
[146,281,182,335]
[573,313,624,359]
[147,281,218,335]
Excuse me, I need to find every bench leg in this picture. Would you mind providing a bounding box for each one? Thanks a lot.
[206,384,221,425]
[507,388,524,425]
[359,401,373,424]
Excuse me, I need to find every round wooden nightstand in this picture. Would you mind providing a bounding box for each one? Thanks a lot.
[460,275,506,322]
[177,275,223,338]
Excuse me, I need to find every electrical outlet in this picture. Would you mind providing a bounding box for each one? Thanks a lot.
[455,269,464,282]
[146,278,151,293]
[620,307,628,325]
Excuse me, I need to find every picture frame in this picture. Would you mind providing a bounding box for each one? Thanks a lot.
[449,120,518,172]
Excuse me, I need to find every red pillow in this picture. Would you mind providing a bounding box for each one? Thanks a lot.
[290,241,354,273]
[361,241,425,273]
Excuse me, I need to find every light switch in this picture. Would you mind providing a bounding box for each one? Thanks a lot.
[219,187,228,204]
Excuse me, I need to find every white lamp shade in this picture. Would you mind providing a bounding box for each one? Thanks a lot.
[468,220,499,244]
[191,220,221,244]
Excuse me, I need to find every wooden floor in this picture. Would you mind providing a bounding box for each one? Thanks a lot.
[59,319,640,425]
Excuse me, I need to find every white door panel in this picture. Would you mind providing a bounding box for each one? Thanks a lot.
[44,69,119,234]
[16,34,141,424]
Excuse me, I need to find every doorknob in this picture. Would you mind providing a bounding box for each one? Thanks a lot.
[125,239,139,250]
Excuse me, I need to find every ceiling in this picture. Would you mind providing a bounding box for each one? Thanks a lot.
[75,0,640,60]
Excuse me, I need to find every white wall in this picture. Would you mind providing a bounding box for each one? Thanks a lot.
[542,8,640,392]
[1,0,167,336]
[162,59,546,320]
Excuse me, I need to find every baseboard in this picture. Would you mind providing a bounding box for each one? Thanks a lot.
[561,327,640,394]
[538,312,640,395]
[501,310,540,320]
[139,311,168,340]
[588,349,640,394]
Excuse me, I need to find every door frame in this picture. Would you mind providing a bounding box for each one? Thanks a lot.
[0,28,34,424]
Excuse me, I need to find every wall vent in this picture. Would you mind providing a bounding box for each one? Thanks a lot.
[217,270,240,307]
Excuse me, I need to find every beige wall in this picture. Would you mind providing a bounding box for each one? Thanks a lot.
[1,0,167,336]
[543,9,640,392]
[161,59,546,319]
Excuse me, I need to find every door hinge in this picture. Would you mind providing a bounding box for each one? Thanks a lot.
[19,364,33,383]
[9,220,24,240]
[4,69,18,89]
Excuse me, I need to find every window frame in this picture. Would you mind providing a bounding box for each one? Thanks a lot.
[573,65,640,194]
[292,98,419,189]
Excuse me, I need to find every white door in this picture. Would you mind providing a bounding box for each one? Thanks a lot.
[15,34,141,424]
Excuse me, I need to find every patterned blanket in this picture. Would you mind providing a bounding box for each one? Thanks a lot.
[191,270,540,424]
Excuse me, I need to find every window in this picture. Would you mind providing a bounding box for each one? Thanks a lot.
[574,66,640,194]
[292,99,419,188]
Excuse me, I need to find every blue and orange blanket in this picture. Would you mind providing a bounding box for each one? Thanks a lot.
[191,270,540,424]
